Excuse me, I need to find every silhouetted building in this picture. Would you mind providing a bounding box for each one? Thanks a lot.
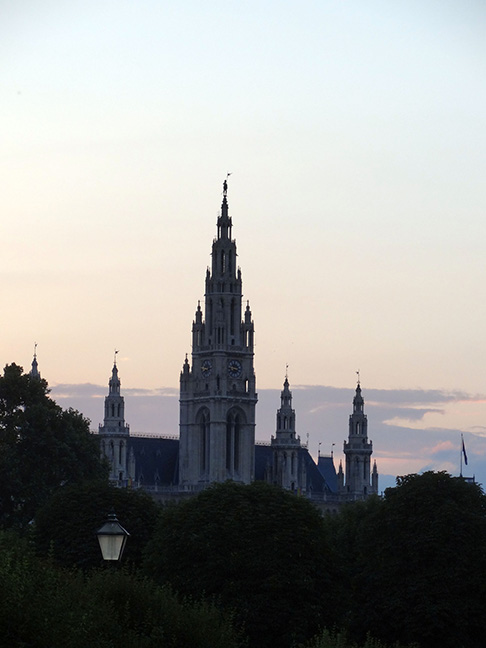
[96,182,378,511]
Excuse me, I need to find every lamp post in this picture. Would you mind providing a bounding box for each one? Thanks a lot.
[96,510,130,561]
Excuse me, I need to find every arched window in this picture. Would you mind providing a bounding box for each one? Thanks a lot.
[197,409,210,475]
[230,299,235,335]
[234,416,240,471]
[226,410,244,473]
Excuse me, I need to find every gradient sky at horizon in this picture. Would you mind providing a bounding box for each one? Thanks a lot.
[2,0,486,464]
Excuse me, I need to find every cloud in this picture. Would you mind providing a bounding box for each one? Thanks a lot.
[51,383,105,398]
[429,440,455,454]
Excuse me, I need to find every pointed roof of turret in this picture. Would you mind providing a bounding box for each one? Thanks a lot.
[217,176,232,240]
[30,344,41,379]
[280,366,292,408]
[109,350,121,395]
[353,380,364,413]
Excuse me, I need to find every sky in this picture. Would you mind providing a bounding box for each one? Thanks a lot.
[2,1,486,488]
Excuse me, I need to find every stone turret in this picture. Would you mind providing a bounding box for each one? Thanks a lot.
[340,380,378,499]
[99,354,131,484]
[268,373,306,493]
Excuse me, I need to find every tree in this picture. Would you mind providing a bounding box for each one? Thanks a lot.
[35,480,160,569]
[0,363,107,528]
[144,481,341,648]
[0,530,242,648]
[328,472,486,648]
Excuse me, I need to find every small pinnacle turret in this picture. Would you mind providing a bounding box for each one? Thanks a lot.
[268,374,306,493]
[99,356,131,484]
[340,380,378,498]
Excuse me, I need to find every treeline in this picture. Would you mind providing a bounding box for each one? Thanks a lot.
[1,364,485,647]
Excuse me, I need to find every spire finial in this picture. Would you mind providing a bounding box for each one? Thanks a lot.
[114,349,119,366]
[356,369,360,386]
[223,172,231,197]
[285,363,289,381]
[34,341,37,359]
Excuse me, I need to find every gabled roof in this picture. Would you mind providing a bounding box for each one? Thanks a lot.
[316,456,338,493]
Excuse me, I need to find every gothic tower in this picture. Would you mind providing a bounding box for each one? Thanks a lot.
[98,356,132,484]
[268,374,306,493]
[179,180,257,486]
[339,381,378,498]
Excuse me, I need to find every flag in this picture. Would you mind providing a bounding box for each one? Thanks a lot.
[462,436,468,466]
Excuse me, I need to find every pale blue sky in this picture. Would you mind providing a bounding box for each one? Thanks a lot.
[2,1,486,479]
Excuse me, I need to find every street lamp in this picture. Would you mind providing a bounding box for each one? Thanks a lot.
[96,510,130,561]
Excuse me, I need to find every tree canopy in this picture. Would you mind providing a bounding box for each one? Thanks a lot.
[0,530,241,648]
[144,480,341,648]
[35,480,160,569]
[0,363,107,528]
[326,471,486,648]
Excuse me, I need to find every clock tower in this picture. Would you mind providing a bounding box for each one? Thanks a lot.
[179,180,257,486]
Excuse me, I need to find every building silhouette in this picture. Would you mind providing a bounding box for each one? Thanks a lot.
[98,182,378,510]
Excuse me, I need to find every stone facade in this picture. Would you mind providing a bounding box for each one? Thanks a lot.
[179,180,257,486]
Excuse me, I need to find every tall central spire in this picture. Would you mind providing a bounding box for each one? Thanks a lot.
[179,181,257,486]
[193,178,250,350]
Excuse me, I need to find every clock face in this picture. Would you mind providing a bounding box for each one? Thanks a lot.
[227,359,242,379]
[201,359,212,377]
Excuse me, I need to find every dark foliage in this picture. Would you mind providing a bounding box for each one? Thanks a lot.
[35,480,160,569]
[144,480,341,648]
[0,363,107,528]
[0,530,242,648]
[326,472,486,648]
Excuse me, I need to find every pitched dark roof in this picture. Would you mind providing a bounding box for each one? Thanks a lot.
[316,456,338,493]
[129,436,179,486]
[127,437,338,495]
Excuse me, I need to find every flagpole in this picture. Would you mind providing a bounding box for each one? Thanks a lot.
[460,434,463,478]
[460,433,468,478]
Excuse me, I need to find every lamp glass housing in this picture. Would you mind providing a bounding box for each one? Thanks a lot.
[96,512,130,561]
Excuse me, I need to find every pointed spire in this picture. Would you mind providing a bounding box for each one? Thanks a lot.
[30,342,41,379]
[281,368,292,407]
[217,176,232,240]
[109,355,121,395]
[353,382,364,413]
[273,371,299,446]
